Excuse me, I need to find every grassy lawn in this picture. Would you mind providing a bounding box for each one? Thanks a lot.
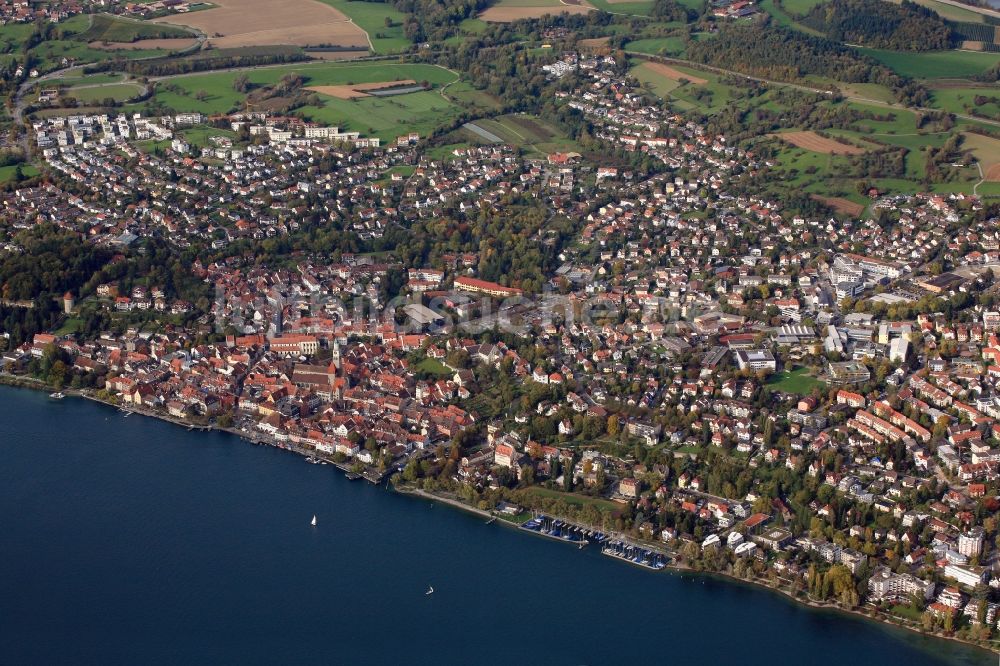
[889,604,924,622]
[155,62,457,116]
[855,47,1000,79]
[415,357,452,376]
[54,318,84,336]
[497,511,535,524]
[767,366,824,394]
[299,89,459,141]
[64,13,194,42]
[315,0,410,53]
[0,164,40,182]
[520,486,621,514]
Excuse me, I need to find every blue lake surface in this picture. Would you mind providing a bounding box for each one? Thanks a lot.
[0,385,994,665]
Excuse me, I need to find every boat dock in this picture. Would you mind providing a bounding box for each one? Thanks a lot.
[601,540,668,571]
[519,514,611,548]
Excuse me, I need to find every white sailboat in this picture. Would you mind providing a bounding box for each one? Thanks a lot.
[425,585,434,596]
[310,515,317,527]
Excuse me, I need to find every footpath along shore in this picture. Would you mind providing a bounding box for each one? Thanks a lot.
[2,373,997,657]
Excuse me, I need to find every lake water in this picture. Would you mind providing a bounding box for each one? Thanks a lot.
[0,386,993,665]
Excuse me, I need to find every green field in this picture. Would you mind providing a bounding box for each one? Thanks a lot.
[45,72,125,87]
[625,36,687,56]
[62,13,194,42]
[29,39,169,71]
[180,126,237,147]
[767,367,824,394]
[890,0,989,22]
[631,60,684,96]
[777,0,823,14]
[0,22,35,53]
[446,80,504,111]
[153,62,457,115]
[758,0,823,35]
[0,164,40,183]
[491,0,565,6]
[929,86,1000,121]
[467,113,581,154]
[316,0,410,53]
[586,0,655,15]
[300,90,459,141]
[66,82,143,103]
[855,47,1000,79]
[519,486,621,514]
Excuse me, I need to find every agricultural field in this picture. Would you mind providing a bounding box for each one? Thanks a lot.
[625,36,687,56]
[306,80,419,98]
[774,130,869,155]
[961,131,1000,181]
[811,194,866,216]
[888,0,992,23]
[929,86,1000,121]
[62,13,195,43]
[151,61,456,115]
[153,0,370,50]
[757,0,823,35]
[463,113,582,154]
[631,60,685,96]
[777,0,823,14]
[316,0,410,53]
[479,0,592,22]
[854,47,1000,79]
[445,81,504,111]
[585,0,655,15]
[88,38,198,51]
[27,39,169,71]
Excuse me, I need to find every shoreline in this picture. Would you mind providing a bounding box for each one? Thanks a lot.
[395,483,999,658]
[1,375,996,658]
